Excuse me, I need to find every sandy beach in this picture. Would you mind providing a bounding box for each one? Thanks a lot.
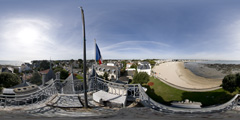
[152,62,222,89]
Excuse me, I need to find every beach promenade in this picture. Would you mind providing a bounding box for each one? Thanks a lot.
[152,62,222,91]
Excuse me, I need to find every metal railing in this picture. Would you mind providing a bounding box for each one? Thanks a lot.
[0,79,59,108]
[0,76,239,113]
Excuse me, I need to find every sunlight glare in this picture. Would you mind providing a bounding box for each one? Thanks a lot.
[16,27,40,44]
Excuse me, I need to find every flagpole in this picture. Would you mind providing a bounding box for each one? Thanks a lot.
[94,39,97,91]
[80,6,88,108]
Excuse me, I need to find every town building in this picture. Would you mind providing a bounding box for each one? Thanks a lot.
[137,61,151,75]
[95,64,120,80]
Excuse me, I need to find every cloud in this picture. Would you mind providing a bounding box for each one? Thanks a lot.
[0,17,80,60]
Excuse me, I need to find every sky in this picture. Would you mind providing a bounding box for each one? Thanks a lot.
[0,0,240,61]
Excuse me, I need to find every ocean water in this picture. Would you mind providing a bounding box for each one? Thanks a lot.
[0,60,24,66]
[184,60,240,79]
[196,60,240,65]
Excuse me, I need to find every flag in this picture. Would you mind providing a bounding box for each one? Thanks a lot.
[96,44,102,65]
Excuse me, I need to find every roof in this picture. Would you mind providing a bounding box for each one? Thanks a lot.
[140,61,150,65]
[96,64,118,73]
[40,68,56,84]
[39,69,50,74]
[11,81,32,88]
[137,64,150,69]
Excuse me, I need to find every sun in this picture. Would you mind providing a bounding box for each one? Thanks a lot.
[16,27,40,44]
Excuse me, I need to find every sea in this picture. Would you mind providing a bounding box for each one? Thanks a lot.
[195,60,240,65]
[184,60,240,79]
[0,60,26,66]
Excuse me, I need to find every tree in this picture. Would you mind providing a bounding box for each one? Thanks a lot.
[236,73,240,87]
[103,72,109,80]
[60,69,69,79]
[14,68,19,74]
[28,72,42,85]
[70,59,74,64]
[120,68,126,76]
[130,63,138,70]
[39,60,50,70]
[222,74,237,93]
[0,73,21,88]
[54,66,63,73]
[132,72,150,85]
[53,67,69,79]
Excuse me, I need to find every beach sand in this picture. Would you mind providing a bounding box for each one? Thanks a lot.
[152,62,222,89]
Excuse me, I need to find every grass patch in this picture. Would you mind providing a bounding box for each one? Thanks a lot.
[76,74,83,79]
[146,77,235,107]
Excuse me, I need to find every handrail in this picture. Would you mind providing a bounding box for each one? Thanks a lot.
[0,79,59,98]
[0,76,239,113]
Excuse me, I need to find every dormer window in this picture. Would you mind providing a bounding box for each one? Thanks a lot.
[112,69,116,74]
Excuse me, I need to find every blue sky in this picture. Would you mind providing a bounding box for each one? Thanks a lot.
[0,0,240,61]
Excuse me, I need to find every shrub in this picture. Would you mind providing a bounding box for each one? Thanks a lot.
[132,72,150,85]
[28,72,42,85]
[0,73,21,88]
[235,73,240,87]
[222,74,237,93]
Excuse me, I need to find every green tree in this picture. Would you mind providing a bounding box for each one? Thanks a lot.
[132,72,150,85]
[235,73,240,87]
[70,59,74,64]
[28,72,42,85]
[53,66,63,73]
[222,74,237,93]
[120,60,127,76]
[14,68,19,74]
[60,69,69,79]
[130,63,138,70]
[39,60,50,70]
[53,67,69,79]
[103,72,109,80]
[120,68,126,76]
[0,73,21,88]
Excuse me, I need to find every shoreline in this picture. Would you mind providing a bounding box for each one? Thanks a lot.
[152,62,222,89]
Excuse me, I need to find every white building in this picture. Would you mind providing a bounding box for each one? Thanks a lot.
[137,62,151,75]
[126,63,133,69]
[95,64,120,80]
[19,63,32,73]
